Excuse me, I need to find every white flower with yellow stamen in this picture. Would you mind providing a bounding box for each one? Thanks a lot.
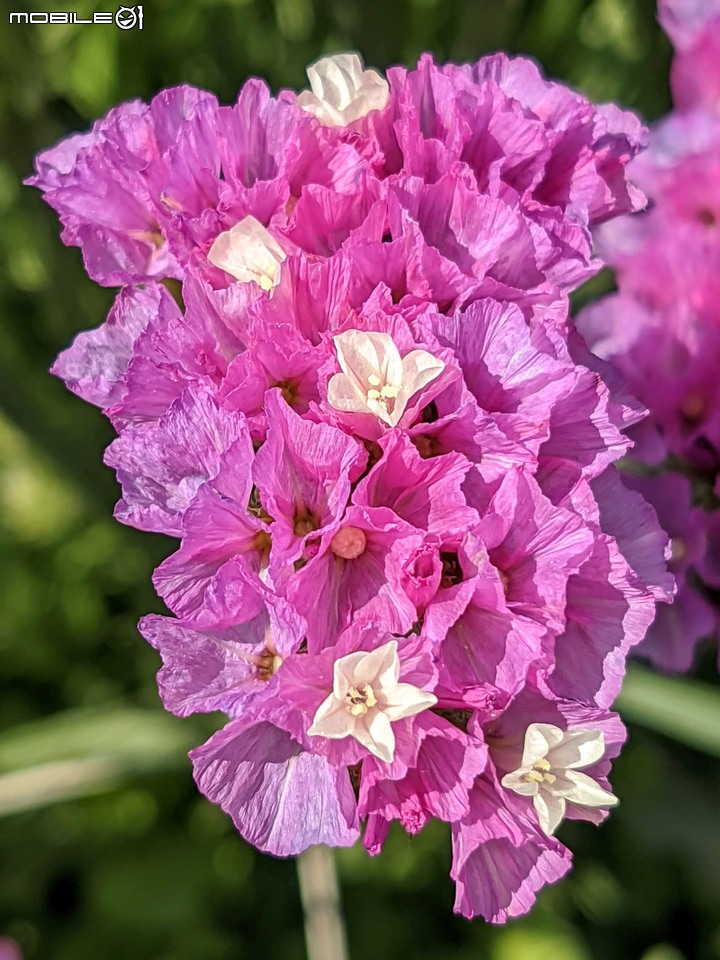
[207,215,286,290]
[307,639,437,763]
[501,722,618,836]
[327,329,445,427]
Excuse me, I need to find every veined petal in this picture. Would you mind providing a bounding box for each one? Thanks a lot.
[298,54,389,126]
[327,372,368,414]
[208,215,285,287]
[315,56,359,109]
[549,729,606,770]
[520,723,565,767]
[382,683,437,721]
[361,709,396,763]
[533,791,566,836]
[351,641,398,688]
[308,694,354,740]
[564,770,619,808]
[334,330,403,389]
[332,650,370,698]
[372,639,401,692]
[400,349,446,396]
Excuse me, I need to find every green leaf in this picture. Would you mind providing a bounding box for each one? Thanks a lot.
[617,666,720,758]
[0,707,197,816]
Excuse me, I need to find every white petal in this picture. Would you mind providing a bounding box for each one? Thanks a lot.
[520,722,565,768]
[501,768,538,797]
[298,54,389,127]
[332,650,371,699]
[381,683,437,722]
[308,694,354,740]
[533,790,566,836]
[330,641,399,699]
[356,709,395,763]
[207,216,285,286]
[366,395,395,426]
[333,331,380,389]
[563,771,619,809]
[308,54,364,111]
[548,728,606,770]
[327,372,371,415]
[354,641,400,688]
[400,349,445,398]
[334,330,402,390]
[372,639,401,693]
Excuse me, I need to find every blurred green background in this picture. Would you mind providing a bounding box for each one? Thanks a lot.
[1,0,720,957]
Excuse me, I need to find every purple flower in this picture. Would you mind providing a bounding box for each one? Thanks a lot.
[37,49,670,921]
[577,8,720,675]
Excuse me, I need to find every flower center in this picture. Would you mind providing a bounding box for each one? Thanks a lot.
[523,757,556,785]
[440,551,463,588]
[345,683,377,717]
[366,373,400,417]
[293,507,319,537]
[276,379,299,407]
[413,434,441,459]
[255,649,284,682]
[680,391,706,422]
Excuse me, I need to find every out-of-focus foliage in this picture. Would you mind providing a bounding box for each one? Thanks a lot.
[1,1,719,958]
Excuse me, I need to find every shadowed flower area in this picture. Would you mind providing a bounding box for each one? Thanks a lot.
[2,2,720,960]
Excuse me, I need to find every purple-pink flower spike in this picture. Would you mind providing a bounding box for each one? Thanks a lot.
[30,50,671,922]
[578,0,720,675]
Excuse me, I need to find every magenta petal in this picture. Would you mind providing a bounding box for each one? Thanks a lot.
[191,717,360,856]
[451,774,572,922]
[105,386,247,535]
[51,285,173,410]
[359,713,487,835]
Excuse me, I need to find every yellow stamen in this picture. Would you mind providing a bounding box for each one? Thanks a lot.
[524,770,545,783]
[345,683,377,716]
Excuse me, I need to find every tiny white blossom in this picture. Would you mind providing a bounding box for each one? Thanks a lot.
[501,722,618,836]
[207,215,286,290]
[327,329,444,427]
[297,53,390,127]
[307,639,437,763]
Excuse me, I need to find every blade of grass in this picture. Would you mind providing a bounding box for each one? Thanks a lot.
[617,665,720,758]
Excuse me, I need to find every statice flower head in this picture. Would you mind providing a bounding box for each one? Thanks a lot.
[34,49,671,921]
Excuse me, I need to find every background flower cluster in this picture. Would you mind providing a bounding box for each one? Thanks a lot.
[28,48,674,924]
[579,0,720,675]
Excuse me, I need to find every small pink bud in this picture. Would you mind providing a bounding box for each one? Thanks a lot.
[330,525,367,559]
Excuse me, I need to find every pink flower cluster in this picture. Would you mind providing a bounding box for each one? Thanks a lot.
[578,0,720,674]
[30,53,671,921]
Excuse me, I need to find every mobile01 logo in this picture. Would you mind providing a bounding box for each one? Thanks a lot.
[9,5,143,28]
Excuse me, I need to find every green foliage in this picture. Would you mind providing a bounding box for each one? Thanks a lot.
[1,1,719,958]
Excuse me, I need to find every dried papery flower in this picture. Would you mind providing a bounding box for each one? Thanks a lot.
[33,47,671,922]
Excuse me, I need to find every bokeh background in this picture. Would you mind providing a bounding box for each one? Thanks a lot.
[1,0,720,957]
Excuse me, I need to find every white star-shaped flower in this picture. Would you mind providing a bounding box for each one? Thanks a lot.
[297,53,390,127]
[327,329,445,427]
[207,215,286,291]
[501,722,618,836]
[307,639,437,763]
